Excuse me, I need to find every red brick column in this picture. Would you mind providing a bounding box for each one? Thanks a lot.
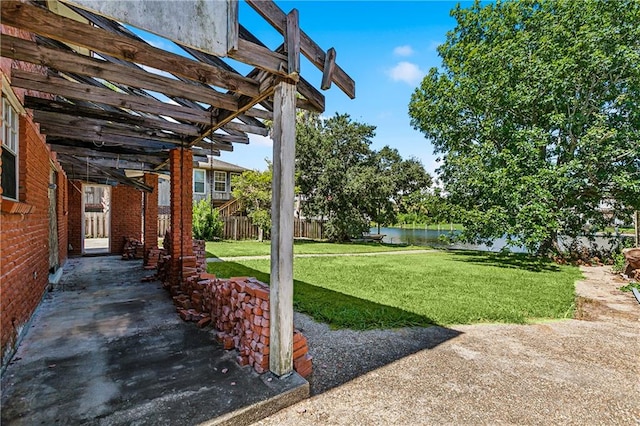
[143,173,159,266]
[67,180,83,255]
[110,185,142,254]
[169,148,194,287]
[56,171,68,265]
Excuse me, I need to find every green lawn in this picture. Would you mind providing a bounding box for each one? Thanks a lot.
[208,250,582,329]
[205,239,430,258]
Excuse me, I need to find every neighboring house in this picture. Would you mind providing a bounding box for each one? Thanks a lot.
[158,158,247,211]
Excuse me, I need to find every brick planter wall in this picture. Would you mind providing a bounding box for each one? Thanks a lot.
[149,228,312,377]
[154,244,312,377]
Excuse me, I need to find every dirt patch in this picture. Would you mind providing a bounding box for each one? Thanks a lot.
[574,265,640,322]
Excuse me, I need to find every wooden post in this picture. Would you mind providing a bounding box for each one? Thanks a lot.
[269,80,296,376]
[635,210,639,247]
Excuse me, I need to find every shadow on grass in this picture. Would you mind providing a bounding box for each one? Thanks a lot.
[447,250,561,273]
[208,261,462,395]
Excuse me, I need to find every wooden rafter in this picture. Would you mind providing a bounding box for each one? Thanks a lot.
[0,1,260,96]
[50,144,166,164]
[34,110,187,143]
[0,0,355,191]
[24,96,202,136]
[12,69,213,124]
[1,35,240,112]
[58,153,153,192]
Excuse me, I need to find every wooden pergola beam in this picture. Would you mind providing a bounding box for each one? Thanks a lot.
[246,0,355,99]
[1,34,240,112]
[24,96,202,137]
[0,0,260,97]
[58,153,153,192]
[50,144,166,164]
[34,110,188,144]
[41,123,182,150]
[12,70,213,125]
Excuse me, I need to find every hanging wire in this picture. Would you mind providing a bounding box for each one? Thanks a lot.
[209,108,214,216]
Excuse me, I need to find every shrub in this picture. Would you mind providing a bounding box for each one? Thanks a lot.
[192,198,223,241]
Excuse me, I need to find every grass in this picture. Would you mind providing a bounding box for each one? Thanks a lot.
[619,282,640,292]
[205,239,430,258]
[602,226,635,235]
[208,250,583,329]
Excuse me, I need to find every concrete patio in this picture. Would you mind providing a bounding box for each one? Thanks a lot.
[0,256,307,425]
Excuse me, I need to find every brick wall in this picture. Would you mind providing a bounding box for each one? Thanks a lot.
[56,170,68,264]
[1,112,67,368]
[67,180,83,255]
[143,173,158,265]
[110,185,142,254]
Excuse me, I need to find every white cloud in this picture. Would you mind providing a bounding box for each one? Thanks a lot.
[249,134,272,147]
[393,45,415,57]
[388,62,425,86]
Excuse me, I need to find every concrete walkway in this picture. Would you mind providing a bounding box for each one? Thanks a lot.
[207,249,433,263]
[1,256,307,426]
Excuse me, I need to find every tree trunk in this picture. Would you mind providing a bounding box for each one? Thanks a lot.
[537,230,560,257]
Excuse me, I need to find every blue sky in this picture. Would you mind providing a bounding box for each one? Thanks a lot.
[223,1,471,178]
[135,1,472,177]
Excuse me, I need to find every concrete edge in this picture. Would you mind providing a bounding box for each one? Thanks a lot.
[48,266,64,287]
[200,373,310,426]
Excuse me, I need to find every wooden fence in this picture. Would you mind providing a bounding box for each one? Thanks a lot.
[84,211,109,238]
[158,214,170,237]
[157,214,324,240]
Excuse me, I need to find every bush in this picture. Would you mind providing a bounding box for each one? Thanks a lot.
[325,213,370,242]
[192,198,223,241]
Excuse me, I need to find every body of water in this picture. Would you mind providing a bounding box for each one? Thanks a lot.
[371,226,631,254]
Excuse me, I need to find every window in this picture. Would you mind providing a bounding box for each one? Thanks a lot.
[1,96,19,200]
[214,171,227,192]
[193,169,205,194]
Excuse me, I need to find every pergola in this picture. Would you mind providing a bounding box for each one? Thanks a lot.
[1,0,354,376]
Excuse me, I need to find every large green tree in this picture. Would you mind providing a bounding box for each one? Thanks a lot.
[409,0,640,255]
[296,113,376,241]
[296,113,431,240]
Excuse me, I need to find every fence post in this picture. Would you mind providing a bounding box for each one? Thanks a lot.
[635,210,639,247]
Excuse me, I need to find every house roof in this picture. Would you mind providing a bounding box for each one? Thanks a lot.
[1,0,354,191]
[196,158,248,173]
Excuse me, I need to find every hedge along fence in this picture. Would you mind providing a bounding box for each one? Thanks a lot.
[157,214,325,240]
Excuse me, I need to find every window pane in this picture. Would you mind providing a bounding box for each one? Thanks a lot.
[1,149,17,199]
[193,170,205,193]
[1,97,18,199]
[214,171,226,192]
